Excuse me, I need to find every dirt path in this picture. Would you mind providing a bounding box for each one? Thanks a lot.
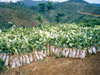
[77,10,100,17]
[1,53,100,75]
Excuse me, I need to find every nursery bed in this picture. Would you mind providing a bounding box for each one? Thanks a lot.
[0,23,100,68]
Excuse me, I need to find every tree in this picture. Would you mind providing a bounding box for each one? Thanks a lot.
[36,15,43,27]
[46,1,53,19]
[0,16,13,29]
[54,13,64,23]
[30,5,35,10]
[38,3,46,12]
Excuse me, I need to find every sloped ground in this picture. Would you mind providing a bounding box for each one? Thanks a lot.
[1,53,100,75]
[77,10,100,17]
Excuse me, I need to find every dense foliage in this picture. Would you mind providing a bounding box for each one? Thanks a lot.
[0,23,100,55]
[80,18,100,27]
[0,58,4,72]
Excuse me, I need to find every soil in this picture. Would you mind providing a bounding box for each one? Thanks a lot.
[77,11,100,17]
[1,53,100,75]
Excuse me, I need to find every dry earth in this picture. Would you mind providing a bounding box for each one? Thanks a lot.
[1,53,100,75]
[77,11,100,17]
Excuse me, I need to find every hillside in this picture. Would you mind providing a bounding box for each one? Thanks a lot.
[17,0,59,6]
[47,0,100,23]
[17,0,48,6]
[0,3,47,29]
[68,0,89,4]
[0,0,100,29]
[92,4,100,6]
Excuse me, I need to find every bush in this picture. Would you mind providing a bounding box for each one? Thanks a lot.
[0,16,13,30]
[80,18,100,27]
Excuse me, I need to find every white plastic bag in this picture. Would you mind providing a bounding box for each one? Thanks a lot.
[44,50,47,55]
[29,53,33,62]
[57,48,62,57]
[11,59,16,68]
[81,50,86,59]
[62,48,66,56]
[54,48,58,54]
[35,51,40,60]
[2,53,7,61]
[34,53,37,62]
[15,57,21,67]
[19,56,23,66]
[49,46,55,55]
[76,50,80,58]
[25,54,30,64]
[41,50,46,57]
[88,47,93,54]
[22,55,26,64]
[56,48,59,56]
[4,55,9,66]
[65,49,69,57]
[92,47,97,54]
[38,52,43,60]
[69,49,72,57]
[72,49,76,58]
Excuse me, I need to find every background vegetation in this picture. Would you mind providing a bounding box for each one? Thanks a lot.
[0,0,100,29]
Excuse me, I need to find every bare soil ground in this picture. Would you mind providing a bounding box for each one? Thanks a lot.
[1,53,100,75]
[77,11,100,17]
